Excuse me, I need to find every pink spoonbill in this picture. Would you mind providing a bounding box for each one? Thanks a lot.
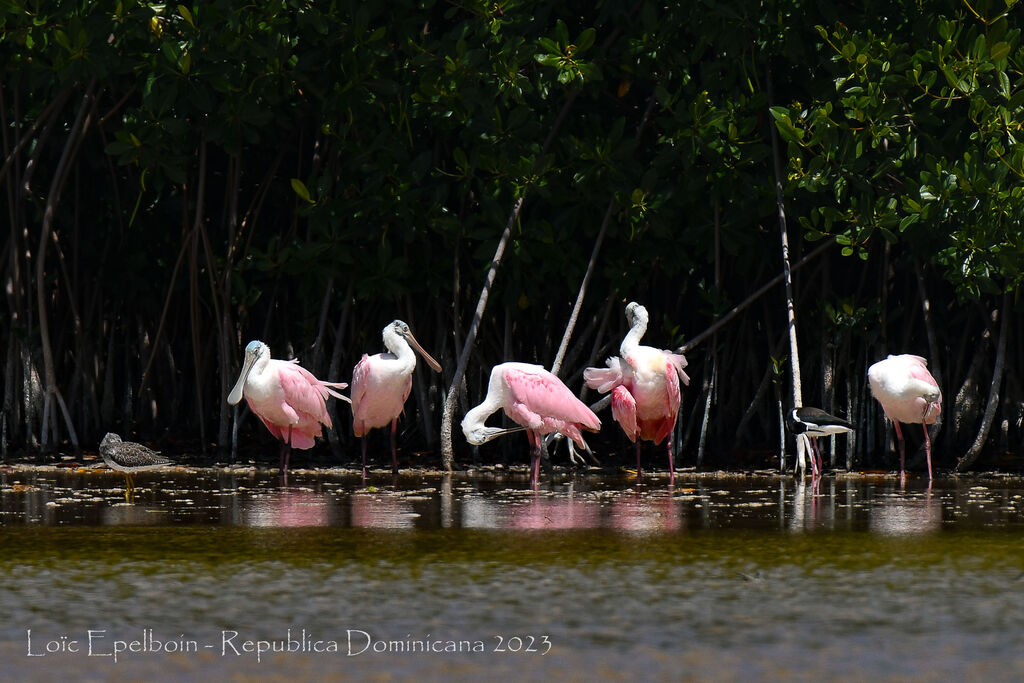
[351,320,442,476]
[461,362,601,485]
[584,302,690,482]
[868,354,941,481]
[228,340,349,474]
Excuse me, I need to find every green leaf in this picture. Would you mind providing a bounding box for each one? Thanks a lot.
[536,37,560,53]
[769,108,804,144]
[973,34,987,59]
[899,214,919,231]
[54,29,71,51]
[990,41,1011,61]
[576,28,596,52]
[290,178,315,204]
[577,62,602,81]
[554,19,569,46]
[178,4,194,29]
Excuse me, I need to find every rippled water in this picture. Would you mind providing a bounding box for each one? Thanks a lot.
[4,462,1024,680]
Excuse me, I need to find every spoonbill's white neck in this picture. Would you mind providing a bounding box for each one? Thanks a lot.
[621,302,649,355]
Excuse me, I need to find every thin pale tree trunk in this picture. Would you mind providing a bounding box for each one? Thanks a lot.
[440,197,523,470]
[767,64,803,473]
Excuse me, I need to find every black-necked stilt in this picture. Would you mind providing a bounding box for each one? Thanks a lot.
[788,407,854,476]
[99,432,171,502]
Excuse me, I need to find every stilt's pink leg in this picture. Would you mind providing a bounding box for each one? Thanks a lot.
[636,442,643,481]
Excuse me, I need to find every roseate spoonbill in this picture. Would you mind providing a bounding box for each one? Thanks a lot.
[787,406,854,477]
[99,432,171,502]
[868,354,942,480]
[462,362,601,485]
[584,302,690,481]
[351,320,442,476]
[227,340,349,474]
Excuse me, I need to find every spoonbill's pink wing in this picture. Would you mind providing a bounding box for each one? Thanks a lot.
[611,385,639,442]
[504,367,601,433]
[584,357,624,394]
[350,353,414,435]
[667,352,690,386]
[350,354,372,435]
[278,364,333,429]
[903,355,942,421]
[643,357,683,445]
[907,357,939,390]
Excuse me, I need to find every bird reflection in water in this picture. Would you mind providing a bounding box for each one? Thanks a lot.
[244,489,332,528]
[508,495,602,530]
[609,494,682,534]
[349,492,419,529]
[869,488,941,536]
[788,478,832,532]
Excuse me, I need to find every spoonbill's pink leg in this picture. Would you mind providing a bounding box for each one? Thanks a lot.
[390,419,399,475]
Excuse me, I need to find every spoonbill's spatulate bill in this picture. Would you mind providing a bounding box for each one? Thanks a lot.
[787,406,854,477]
[584,302,690,482]
[462,362,600,485]
[351,320,442,476]
[99,432,171,502]
[228,340,349,474]
[868,354,942,481]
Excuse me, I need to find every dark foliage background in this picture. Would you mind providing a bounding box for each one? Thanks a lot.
[1,0,1022,472]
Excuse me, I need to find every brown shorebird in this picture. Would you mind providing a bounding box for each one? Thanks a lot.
[98,432,171,502]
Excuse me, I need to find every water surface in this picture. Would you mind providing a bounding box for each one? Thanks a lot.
[3,463,1024,680]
